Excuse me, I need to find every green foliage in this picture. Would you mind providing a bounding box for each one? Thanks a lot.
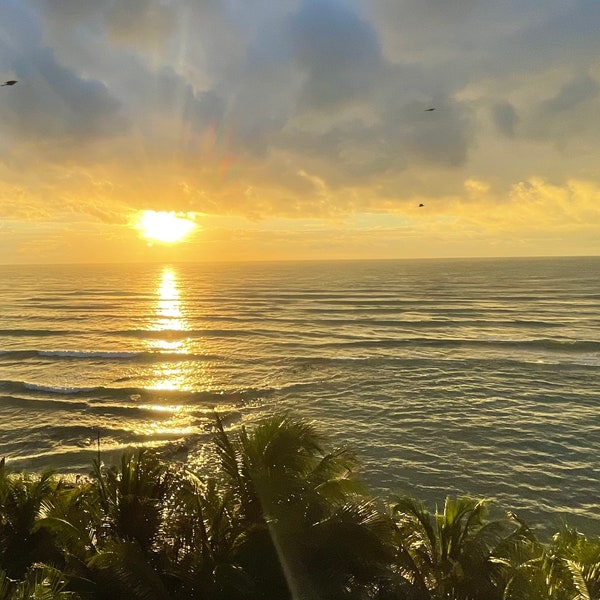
[392,496,517,599]
[0,563,80,600]
[0,412,599,600]
[88,540,171,600]
[0,466,66,579]
[503,524,600,600]
[211,412,395,600]
[92,449,173,552]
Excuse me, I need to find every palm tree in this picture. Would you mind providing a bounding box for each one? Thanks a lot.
[503,523,600,600]
[6,410,600,600]
[558,527,600,600]
[209,412,398,600]
[161,471,256,600]
[91,450,173,552]
[0,563,81,600]
[392,496,517,599]
[0,463,67,579]
[84,450,175,599]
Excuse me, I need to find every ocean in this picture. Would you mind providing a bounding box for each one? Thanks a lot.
[0,257,599,533]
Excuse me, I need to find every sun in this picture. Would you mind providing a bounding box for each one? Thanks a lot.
[136,211,197,244]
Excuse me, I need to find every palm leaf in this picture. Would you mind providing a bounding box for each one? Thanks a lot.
[566,559,592,600]
[88,541,170,600]
[0,568,13,600]
[211,413,243,489]
[392,496,437,556]
[13,564,79,600]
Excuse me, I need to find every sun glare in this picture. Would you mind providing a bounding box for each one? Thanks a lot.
[136,210,197,244]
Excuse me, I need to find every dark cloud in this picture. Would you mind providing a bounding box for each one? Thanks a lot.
[1,52,125,144]
[368,0,540,67]
[369,1,599,90]
[402,104,472,167]
[528,0,600,67]
[540,74,599,114]
[493,102,519,137]
[30,0,105,27]
[289,0,383,110]
[0,2,125,149]
[276,120,399,186]
[509,73,600,148]
[184,89,226,132]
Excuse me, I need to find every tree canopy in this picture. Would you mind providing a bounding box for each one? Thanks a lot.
[0,412,598,600]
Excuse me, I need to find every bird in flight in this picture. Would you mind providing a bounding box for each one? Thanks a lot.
[424,107,436,112]
[1,80,17,86]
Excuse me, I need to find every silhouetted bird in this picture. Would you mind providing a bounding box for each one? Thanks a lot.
[424,107,436,111]
[419,203,424,207]
[1,80,17,86]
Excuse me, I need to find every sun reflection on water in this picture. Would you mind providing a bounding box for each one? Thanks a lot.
[147,267,190,382]
[136,403,197,437]
[152,267,187,333]
[138,267,217,441]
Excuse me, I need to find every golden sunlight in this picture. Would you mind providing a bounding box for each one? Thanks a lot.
[147,267,189,352]
[145,267,195,392]
[136,210,197,244]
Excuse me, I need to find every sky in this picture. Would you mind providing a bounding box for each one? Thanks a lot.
[1,0,599,263]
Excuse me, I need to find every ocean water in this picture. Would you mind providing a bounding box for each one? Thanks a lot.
[0,257,599,533]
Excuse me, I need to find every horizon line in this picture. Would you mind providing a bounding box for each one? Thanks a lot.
[1,253,599,268]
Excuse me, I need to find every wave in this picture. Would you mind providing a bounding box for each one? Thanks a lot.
[0,394,91,411]
[281,318,566,329]
[314,337,600,353]
[0,393,211,419]
[2,337,594,367]
[0,349,220,362]
[0,315,90,322]
[26,291,150,299]
[0,379,274,405]
[0,329,73,337]
[115,328,272,339]
[22,303,119,311]
[0,320,573,346]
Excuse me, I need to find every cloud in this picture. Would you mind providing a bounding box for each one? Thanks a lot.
[0,0,598,262]
[288,0,383,110]
[492,101,519,137]
[105,0,176,48]
[540,74,599,114]
[0,2,125,150]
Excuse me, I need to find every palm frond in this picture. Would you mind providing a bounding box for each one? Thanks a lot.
[392,496,437,556]
[88,541,170,600]
[212,412,243,488]
[0,568,13,600]
[566,559,592,600]
[12,564,79,600]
